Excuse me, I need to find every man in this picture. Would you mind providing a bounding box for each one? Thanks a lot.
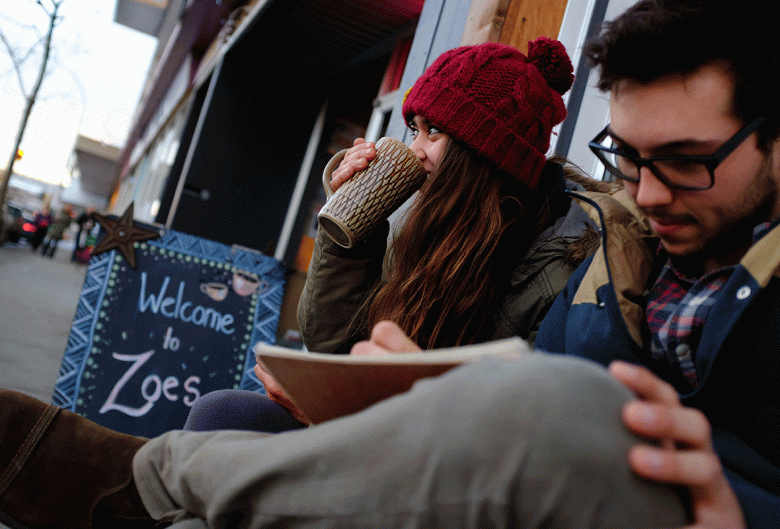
[0,1,775,528]
[535,1,780,527]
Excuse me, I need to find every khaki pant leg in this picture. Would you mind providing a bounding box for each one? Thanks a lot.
[134,354,688,528]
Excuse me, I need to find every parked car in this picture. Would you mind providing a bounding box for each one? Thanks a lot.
[1,204,38,244]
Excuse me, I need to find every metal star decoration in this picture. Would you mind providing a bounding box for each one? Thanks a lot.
[92,202,160,269]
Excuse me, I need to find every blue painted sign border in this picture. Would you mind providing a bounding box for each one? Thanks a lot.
[52,228,286,435]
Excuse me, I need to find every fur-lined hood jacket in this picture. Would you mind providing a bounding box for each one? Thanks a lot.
[536,189,780,529]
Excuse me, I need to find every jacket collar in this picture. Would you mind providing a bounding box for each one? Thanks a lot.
[742,220,780,287]
[567,188,658,347]
[567,187,780,347]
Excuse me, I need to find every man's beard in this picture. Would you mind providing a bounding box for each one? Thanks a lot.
[654,153,778,275]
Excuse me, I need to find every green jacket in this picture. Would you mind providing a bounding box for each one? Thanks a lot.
[297,180,599,355]
[46,211,72,240]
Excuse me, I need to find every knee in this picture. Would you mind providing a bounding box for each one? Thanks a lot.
[424,356,687,526]
[183,389,306,433]
[188,389,240,414]
[388,354,628,464]
[460,354,637,470]
[183,390,255,431]
[416,354,631,434]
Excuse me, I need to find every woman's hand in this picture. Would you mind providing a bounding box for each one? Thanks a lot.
[608,361,746,529]
[351,320,422,356]
[329,138,376,192]
[254,362,311,425]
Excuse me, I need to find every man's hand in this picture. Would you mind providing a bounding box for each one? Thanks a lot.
[608,361,746,529]
[253,362,311,425]
[350,320,422,356]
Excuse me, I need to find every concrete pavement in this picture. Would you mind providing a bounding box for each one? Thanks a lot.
[0,239,87,403]
[1,240,88,528]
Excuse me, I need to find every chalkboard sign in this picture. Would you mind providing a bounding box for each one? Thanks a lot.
[52,228,286,437]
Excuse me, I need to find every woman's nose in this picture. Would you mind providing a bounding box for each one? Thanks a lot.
[410,136,426,161]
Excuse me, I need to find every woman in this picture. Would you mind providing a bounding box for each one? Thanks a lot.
[299,38,609,353]
[187,38,612,430]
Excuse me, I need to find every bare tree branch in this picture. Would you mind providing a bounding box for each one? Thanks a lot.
[0,30,30,94]
[0,0,66,239]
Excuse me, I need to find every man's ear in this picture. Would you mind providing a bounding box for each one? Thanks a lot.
[771,135,780,180]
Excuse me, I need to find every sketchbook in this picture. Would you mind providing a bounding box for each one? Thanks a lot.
[254,337,532,424]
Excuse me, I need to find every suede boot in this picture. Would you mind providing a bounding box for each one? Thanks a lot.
[0,389,163,529]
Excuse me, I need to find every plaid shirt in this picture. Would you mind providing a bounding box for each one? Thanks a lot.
[646,219,778,389]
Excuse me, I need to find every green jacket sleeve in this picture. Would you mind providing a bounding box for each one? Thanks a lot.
[492,237,579,346]
[296,223,389,355]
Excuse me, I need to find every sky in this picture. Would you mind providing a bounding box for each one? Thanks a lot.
[0,0,157,186]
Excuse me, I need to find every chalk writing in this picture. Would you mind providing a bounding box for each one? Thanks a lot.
[138,272,235,334]
[100,349,201,417]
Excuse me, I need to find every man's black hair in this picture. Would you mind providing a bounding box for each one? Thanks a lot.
[585,0,780,150]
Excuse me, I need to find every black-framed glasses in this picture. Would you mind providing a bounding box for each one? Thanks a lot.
[588,116,766,191]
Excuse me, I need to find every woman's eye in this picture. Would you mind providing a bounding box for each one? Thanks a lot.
[409,127,419,138]
[428,126,442,135]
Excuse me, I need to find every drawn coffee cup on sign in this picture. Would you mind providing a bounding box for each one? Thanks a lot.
[200,282,229,302]
[232,270,263,297]
[317,137,427,248]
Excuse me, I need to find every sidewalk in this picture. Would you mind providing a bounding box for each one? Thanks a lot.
[0,240,87,403]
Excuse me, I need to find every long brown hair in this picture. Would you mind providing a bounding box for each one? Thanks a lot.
[365,138,553,349]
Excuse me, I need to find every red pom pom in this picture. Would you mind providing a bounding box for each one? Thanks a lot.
[527,37,574,95]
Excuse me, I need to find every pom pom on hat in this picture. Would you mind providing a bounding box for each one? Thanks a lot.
[403,37,574,189]
[527,36,574,95]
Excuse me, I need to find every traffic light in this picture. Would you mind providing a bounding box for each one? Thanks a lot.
[15,149,23,161]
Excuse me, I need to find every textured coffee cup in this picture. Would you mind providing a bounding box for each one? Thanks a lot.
[318,137,427,248]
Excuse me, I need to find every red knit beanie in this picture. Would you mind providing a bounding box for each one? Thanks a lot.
[402,38,574,189]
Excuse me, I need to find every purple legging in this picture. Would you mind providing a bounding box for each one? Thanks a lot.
[183,389,307,433]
